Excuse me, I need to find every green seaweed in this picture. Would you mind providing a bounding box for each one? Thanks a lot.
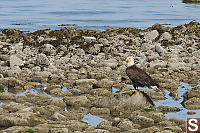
[158,68,168,72]
[25,129,35,133]
[141,107,156,112]
[163,127,174,132]
[0,85,4,92]
[35,113,43,118]
[123,106,129,111]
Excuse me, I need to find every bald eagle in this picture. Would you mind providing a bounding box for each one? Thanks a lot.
[125,56,159,91]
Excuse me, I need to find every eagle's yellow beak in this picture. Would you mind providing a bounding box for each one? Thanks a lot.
[125,58,130,62]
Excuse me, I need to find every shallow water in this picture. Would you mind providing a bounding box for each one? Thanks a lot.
[61,87,68,92]
[15,88,63,101]
[16,89,39,96]
[155,82,200,120]
[1,0,200,32]
[0,80,199,126]
[0,102,4,106]
[43,92,63,101]
[112,87,120,93]
[128,81,200,120]
[82,113,105,127]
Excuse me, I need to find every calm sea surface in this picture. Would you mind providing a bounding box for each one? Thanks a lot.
[0,0,200,32]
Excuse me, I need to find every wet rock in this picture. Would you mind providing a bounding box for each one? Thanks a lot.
[0,112,45,128]
[90,88,112,97]
[100,59,118,69]
[163,126,183,133]
[51,112,66,121]
[34,123,69,133]
[7,77,25,88]
[146,52,159,62]
[140,126,160,133]
[144,30,159,41]
[183,86,200,100]
[0,55,10,61]
[50,99,66,109]
[33,105,62,118]
[64,95,91,107]
[36,53,50,66]
[0,78,9,87]
[116,91,155,111]
[169,117,185,126]
[0,92,15,100]
[11,42,24,52]
[130,115,154,128]
[92,129,110,133]
[94,79,114,88]
[158,120,173,128]
[66,120,88,132]
[149,60,168,68]
[85,44,103,54]
[1,103,28,113]
[159,32,172,41]
[48,88,69,97]
[10,55,24,67]
[40,44,56,55]
[150,23,171,33]
[97,120,120,132]
[183,97,200,109]
[168,62,189,71]
[83,36,96,43]
[140,89,165,100]
[157,106,181,112]
[44,85,61,92]
[6,66,22,78]
[75,79,97,86]
[32,71,52,83]
[155,43,167,56]
[183,0,200,3]
[117,119,133,131]
[1,126,35,133]
[90,107,110,116]
[48,124,69,133]
[147,112,167,123]
[15,92,52,106]
[187,111,196,115]
[2,29,24,43]
[112,117,120,127]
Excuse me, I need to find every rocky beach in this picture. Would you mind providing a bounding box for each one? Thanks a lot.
[0,21,200,133]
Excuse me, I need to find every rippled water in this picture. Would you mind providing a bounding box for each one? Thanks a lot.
[0,0,200,32]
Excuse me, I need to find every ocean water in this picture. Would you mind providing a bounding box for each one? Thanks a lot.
[0,0,200,32]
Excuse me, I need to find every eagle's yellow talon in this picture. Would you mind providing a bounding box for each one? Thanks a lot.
[131,89,137,93]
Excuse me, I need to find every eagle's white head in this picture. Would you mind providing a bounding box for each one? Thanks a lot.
[125,56,135,67]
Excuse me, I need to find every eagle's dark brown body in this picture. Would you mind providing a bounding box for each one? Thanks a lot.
[126,65,159,89]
